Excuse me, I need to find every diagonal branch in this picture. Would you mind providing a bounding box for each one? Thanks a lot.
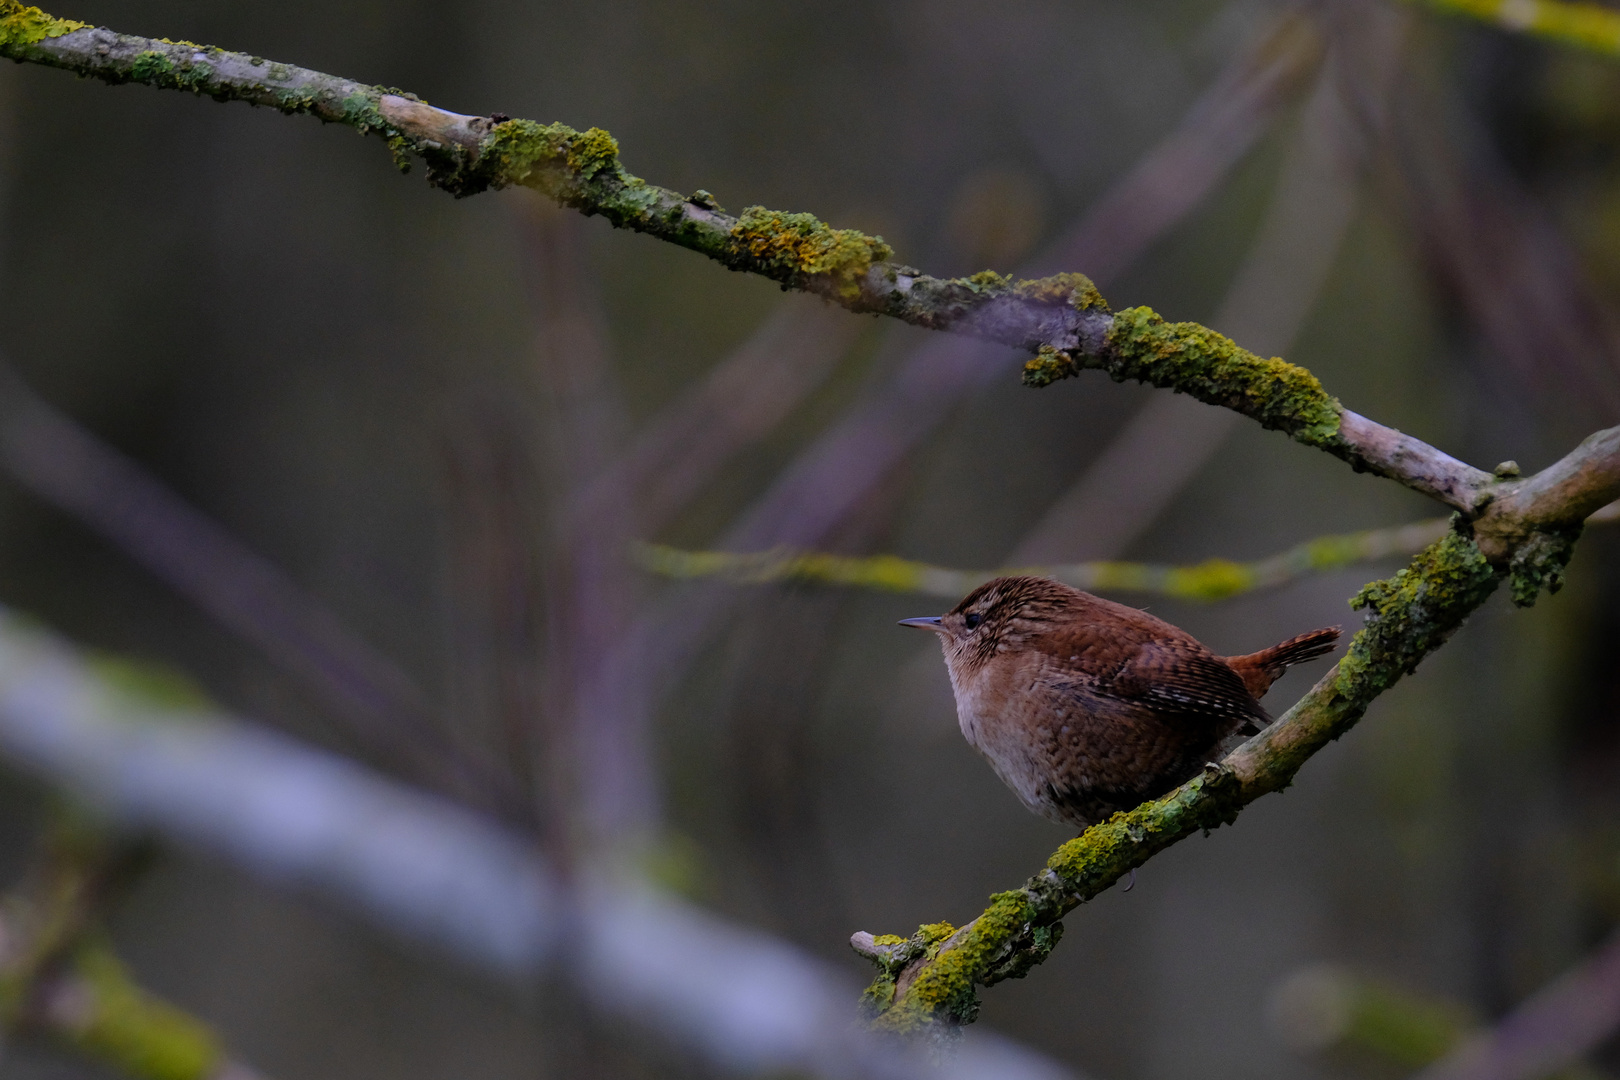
[0,1,1499,512]
[854,421,1620,1038]
[1414,924,1620,1080]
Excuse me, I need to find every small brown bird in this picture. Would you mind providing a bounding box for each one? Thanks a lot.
[901,576,1340,830]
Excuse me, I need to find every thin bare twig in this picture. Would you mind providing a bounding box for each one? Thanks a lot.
[575,296,863,537]
[440,403,552,822]
[520,205,657,847]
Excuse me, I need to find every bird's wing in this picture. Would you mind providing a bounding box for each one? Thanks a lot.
[1098,638,1266,728]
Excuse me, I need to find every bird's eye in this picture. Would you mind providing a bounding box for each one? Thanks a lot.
[964,612,983,630]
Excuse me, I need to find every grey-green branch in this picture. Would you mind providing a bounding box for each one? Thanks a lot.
[7,0,1620,1048]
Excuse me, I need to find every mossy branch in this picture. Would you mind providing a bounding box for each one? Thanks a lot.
[1404,0,1620,58]
[0,1,1524,513]
[853,424,1620,1040]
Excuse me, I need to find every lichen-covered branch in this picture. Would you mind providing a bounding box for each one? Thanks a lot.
[853,423,1620,1039]
[1405,0,1620,58]
[0,1,1516,513]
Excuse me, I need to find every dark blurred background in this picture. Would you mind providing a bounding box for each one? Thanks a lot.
[5,0,1620,1077]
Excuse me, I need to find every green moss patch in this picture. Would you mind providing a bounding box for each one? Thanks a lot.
[126,50,216,94]
[1339,528,1499,705]
[449,118,622,201]
[1024,306,1344,448]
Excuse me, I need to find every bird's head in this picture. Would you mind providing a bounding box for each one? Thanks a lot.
[899,575,1083,675]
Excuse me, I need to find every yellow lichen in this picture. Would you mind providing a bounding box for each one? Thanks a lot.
[1014,271,1107,311]
[0,0,87,46]
[728,207,893,299]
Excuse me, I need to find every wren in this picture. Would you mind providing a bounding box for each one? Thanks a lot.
[901,576,1340,830]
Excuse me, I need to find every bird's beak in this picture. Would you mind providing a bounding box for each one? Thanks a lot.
[898,616,945,632]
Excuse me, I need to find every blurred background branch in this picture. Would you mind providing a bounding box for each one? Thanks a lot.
[0,603,1076,1080]
[634,499,1620,602]
[0,819,266,1080]
[1410,0,1620,58]
[0,361,520,817]
[1414,924,1620,1080]
[1269,951,1620,1080]
[635,517,1453,601]
[635,518,1452,601]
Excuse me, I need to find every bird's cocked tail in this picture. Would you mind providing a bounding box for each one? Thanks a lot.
[1226,626,1342,699]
